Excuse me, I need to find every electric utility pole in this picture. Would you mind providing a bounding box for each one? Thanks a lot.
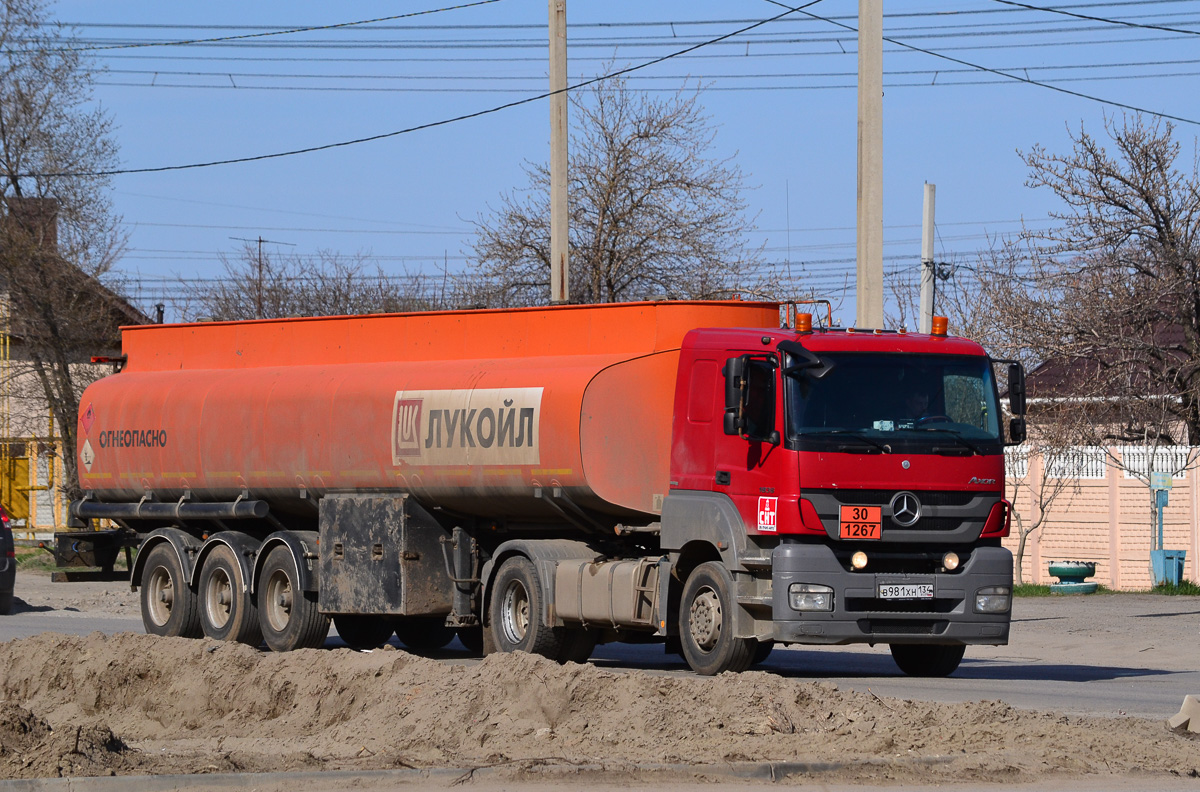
[549,0,569,304]
[919,182,936,333]
[856,0,883,328]
[230,235,295,320]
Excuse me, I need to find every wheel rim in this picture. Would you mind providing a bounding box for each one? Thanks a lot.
[204,566,233,630]
[499,578,530,646]
[264,568,293,633]
[145,564,174,627]
[688,586,722,651]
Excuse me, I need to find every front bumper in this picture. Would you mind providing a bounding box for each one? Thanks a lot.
[770,543,1012,646]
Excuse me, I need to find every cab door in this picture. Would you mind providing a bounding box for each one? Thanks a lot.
[715,354,793,536]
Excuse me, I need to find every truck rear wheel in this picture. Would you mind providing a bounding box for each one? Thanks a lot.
[679,562,754,676]
[333,615,395,649]
[198,545,262,646]
[140,543,202,639]
[889,643,965,677]
[488,556,564,659]
[258,545,330,652]
[394,617,456,652]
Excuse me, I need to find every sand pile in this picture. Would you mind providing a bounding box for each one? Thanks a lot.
[0,632,1195,781]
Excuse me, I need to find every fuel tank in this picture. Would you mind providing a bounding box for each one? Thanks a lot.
[77,301,779,521]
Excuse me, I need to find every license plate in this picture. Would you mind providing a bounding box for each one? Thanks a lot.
[878,583,934,600]
[839,505,882,539]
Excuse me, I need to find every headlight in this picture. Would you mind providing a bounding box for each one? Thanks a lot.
[789,583,834,612]
[975,586,1011,613]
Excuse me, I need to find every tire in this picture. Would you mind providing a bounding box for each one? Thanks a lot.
[0,591,13,616]
[456,625,484,655]
[394,617,457,652]
[333,614,396,649]
[139,543,203,638]
[678,561,755,676]
[751,640,774,666]
[890,643,966,677]
[198,545,262,645]
[557,627,597,664]
[488,556,564,659]
[257,545,330,652]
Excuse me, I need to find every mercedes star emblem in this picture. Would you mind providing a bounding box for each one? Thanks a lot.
[890,491,921,527]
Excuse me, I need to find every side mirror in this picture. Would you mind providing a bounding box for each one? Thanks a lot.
[723,356,746,436]
[1008,416,1027,445]
[1008,363,1027,416]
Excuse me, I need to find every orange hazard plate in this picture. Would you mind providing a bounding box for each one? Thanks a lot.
[839,505,882,540]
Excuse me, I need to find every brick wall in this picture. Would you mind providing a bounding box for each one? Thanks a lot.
[1003,447,1196,590]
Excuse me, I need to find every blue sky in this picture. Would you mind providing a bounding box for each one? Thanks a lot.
[46,0,1200,322]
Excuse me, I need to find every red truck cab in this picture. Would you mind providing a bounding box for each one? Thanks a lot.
[662,316,1018,675]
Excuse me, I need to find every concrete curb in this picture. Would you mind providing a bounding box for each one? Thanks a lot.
[0,756,955,790]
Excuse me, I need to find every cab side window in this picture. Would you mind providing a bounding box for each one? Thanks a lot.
[743,359,776,439]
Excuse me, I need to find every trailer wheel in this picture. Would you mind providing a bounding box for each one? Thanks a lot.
[258,545,329,652]
[889,643,965,677]
[333,615,395,649]
[488,556,564,659]
[679,562,754,675]
[198,545,262,646]
[394,617,456,652]
[140,543,203,639]
[556,628,597,664]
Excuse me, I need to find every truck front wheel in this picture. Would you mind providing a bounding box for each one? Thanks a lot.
[488,557,564,659]
[198,545,262,646]
[258,545,330,652]
[679,562,754,675]
[889,643,965,677]
[140,544,202,639]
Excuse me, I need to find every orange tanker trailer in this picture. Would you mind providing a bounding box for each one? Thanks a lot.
[62,300,1024,676]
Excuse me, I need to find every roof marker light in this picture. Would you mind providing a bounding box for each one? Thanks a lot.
[931,316,949,336]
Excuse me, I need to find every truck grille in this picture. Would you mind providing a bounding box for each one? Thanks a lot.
[814,489,995,507]
[857,618,949,635]
[845,597,961,614]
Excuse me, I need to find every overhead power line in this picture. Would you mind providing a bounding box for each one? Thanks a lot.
[990,0,1200,35]
[765,0,1200,127]
[15,0,827,178]
[21,1,503,54]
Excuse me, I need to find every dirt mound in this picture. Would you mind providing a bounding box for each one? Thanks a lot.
[0,701,135,778]
[0,632,1196,781]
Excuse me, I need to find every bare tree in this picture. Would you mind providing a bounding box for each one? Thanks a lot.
[0,0,129,500]
[189,245,443,321]
[471,73,762,306]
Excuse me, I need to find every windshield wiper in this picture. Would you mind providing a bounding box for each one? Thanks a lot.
[802,429,892,454]
[912,427,983,456]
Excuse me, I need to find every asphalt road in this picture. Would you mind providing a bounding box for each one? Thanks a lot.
[3,570,1197,722]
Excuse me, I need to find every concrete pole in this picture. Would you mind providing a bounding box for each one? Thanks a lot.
[856,0,883,329]
[549,0,569,304]
[919,182,936,333]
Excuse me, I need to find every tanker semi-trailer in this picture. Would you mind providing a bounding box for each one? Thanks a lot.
[63,300,1026,676]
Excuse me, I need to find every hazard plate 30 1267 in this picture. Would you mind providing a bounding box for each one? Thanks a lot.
[878,583,933,600]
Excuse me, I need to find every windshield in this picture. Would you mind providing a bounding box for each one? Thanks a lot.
[787,352,1002,449]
